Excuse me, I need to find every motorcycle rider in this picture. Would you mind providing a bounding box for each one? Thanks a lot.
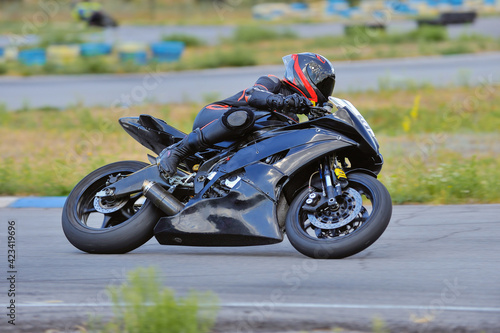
[158,52,336,176]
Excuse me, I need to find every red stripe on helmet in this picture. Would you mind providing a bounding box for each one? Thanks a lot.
[316,54,326,63]
[292,54,318,103]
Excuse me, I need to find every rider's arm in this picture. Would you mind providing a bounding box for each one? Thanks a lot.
[244,75,281,109]
[245,75,310,114]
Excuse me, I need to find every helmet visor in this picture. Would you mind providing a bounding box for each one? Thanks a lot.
[307,63,335,99]
[315,75,335,99]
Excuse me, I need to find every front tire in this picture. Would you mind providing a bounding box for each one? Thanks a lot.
[62,161,163,254]
[285,172,392,259]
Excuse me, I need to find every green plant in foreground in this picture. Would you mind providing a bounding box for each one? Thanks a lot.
[372,317,390,333]
[0,62,7,75]
[90,267,218,333]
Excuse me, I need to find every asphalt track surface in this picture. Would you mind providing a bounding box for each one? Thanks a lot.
[0,204,499,332]
[1,52,500,111]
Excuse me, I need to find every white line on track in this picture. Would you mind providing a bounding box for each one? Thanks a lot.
[6,302,500,313]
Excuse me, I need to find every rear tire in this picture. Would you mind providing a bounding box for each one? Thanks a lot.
[285,172,392,259]
[62,161,163,254]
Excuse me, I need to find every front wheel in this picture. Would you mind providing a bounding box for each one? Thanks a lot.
[62,161,163,254]
[285,172,392,259]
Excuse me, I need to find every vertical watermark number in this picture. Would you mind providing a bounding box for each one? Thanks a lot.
[6,220,17,326]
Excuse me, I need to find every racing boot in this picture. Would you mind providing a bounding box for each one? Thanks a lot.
[157,129,205,177]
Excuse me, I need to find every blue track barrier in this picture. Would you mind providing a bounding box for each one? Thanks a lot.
[18,49,46,66]
[150,41,185,62]
[80,43,112,56]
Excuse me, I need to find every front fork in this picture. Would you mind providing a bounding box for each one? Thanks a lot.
[302,155,348,213]
[320,156,348,208]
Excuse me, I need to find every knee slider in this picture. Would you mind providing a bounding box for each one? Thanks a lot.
[222,108,255,131]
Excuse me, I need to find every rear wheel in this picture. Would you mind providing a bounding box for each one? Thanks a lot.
[285,172,392,259]
[62,161,163,254]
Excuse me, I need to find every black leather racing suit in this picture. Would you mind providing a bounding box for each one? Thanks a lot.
[192,74,303,139]
[157,74,310,176]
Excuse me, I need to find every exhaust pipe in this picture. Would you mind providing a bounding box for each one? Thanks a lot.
[142,181,184,215]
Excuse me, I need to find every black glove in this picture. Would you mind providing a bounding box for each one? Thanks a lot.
[266,94,312,114]
[283,94,312,114]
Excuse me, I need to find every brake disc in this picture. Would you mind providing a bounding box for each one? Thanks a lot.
[93,196,129,214]
[307,188,363,230]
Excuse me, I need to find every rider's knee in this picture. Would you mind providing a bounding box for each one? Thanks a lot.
[222,108,255,132]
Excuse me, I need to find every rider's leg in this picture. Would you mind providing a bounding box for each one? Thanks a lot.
[157,108,255,176]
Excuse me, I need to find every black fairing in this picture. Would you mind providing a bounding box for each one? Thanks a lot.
[118,110,384,247]
[154,180,283,246]
[119,115,186,155]
[153,119,364,246]
[302,115,383,174]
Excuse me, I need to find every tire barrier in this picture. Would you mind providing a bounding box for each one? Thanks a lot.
[18,49,46,66]
[150,41,185,63]
[8,41,185,66]
[417,11,477,26]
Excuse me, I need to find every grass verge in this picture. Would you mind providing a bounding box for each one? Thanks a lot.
[1,85,499,204]
[380,148,500,204]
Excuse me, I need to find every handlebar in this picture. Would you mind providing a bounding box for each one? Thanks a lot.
[307,102,334,120]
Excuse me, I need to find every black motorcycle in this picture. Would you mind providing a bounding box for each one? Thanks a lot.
[62,97,392,259]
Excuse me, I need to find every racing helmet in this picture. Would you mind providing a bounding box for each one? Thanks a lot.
[282,52,336,105]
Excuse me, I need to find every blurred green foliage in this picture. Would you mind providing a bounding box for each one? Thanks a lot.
[196,47,257,68]
[161,33,205,47]
[383,153,500,204]
[231,25,298,43]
